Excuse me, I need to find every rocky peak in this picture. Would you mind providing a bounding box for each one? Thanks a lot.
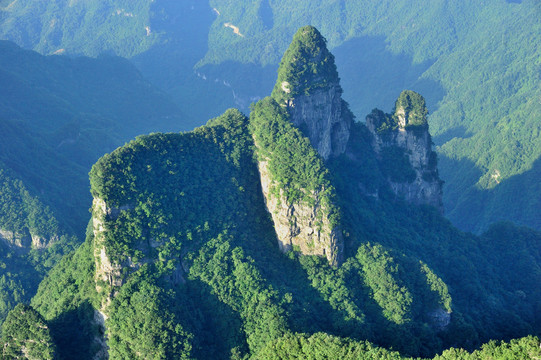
[366,91,444,212]
[393,90,429,129]
[271,26,352,160]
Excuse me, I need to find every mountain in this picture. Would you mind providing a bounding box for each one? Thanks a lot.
[1,0,538,234]
[8,26,539,360]
[0,40,192,326]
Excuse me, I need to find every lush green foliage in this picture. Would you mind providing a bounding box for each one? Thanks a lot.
[26,104,541,358]
[0,39,186,237]
[0,168,58,238]
[89,109,257,265]
[0,39,190,332]
[107,269,193,359]
[271,26,341,104]
[393,90,428,128]
[2,0,539,232]
[189,234,288,355]
[253,332,405,360]
[435,336,541,360]
[0,18,538,359]
[0,1,157,58]
[1,303,56,359]
[328,134,541,352]
[30,227,100,359]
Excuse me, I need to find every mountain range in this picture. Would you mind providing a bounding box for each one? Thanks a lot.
[0,2,539,359]
[1,25,538,359]
[1,0,538,234]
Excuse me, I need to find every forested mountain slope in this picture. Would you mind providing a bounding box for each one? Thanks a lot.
[0,40,189,325]
[5,26,539,360]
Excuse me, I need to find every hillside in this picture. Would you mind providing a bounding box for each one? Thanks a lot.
[5,26,539,360]
[0,40,191,325]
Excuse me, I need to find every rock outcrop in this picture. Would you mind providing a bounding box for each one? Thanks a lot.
[0,228,32,248]
[92,198,125,307]
[0,228,55,250]
[366,91,444,212]
[257,158,343,266]
[271,26,353,160]
[92,196,186,310]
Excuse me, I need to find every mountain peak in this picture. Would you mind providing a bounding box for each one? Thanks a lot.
[271,26,352,160]
[393,90,429,128]
[272,25,340,103]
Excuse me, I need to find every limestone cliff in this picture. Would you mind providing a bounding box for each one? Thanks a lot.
[271,26,352,160]
[92,196,186,310]
[250,98,344,266]
[0,228,56,250]
[366,91,444,212]
[257,158,343,266]
[92,198,125,308]
[0,228,32,249]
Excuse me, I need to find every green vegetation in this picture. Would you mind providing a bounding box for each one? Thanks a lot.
[0,39,191,327]
[0,18,538,360]
[0,168,58,240]
[253,332,405,360]
[1,303,56,359]
[107,269,193,359]
[271,26,341,104]
[393,90,428,128]
[434,336,541,360]
[2,0,539,232]
[21,101,541,358]
[249,97,337,211]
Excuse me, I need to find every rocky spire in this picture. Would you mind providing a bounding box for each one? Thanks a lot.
[366,90,444,212]
[271,25,352,160]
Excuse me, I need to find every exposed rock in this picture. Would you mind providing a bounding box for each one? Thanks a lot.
[366,91,444,212]
[0,228,31,248]
[271,26,352,160]
[31,234,52,249]
[286,85,353,160]
[0,228,56,251]
[257,158,343,266]
[92,198,125,308]
[92,197,186,309]
[92,310,109,360]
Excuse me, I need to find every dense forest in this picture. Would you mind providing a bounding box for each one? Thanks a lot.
[0,27,538,359]
[1,0,539,235]
[0,2,539,359]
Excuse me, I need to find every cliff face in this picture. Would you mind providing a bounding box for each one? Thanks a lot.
[92,198,125,307]
[271,26,352,160]
[0,228,55,250]
[257,158,343,266]
[92,196,186,311]
[366,91,444,212]
[285,84,352,160]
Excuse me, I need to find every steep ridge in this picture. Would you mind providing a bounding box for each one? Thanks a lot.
[248,26,353,265]
[0,40,190,327]
[250,98,343,266]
